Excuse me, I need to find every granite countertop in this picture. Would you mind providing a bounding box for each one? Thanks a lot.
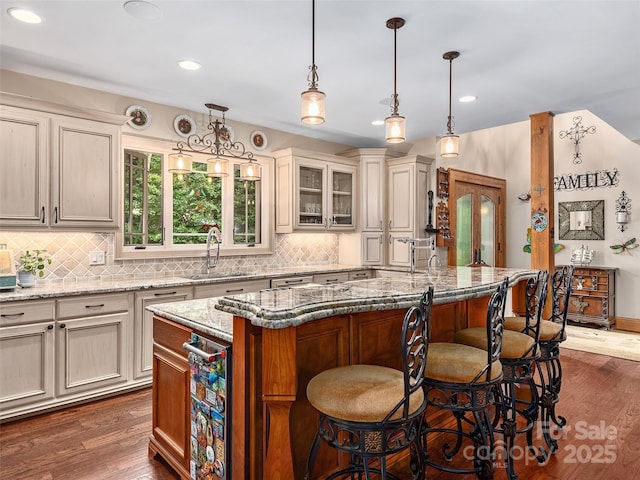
[147,298,234,343]
[215,267,533,329]
[0,264,368,302]
[148,267,534,338]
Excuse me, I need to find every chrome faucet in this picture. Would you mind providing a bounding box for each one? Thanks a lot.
[206,225,222,274]
[428,253,442,274]
[397,237,435,274]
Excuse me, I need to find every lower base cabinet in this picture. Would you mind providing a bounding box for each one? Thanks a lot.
[0,321,55,411]
[56,293,131,397]
[149,316,192,480]
[134,287,193,380]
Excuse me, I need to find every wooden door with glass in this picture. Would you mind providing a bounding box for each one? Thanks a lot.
[447,169,506,267]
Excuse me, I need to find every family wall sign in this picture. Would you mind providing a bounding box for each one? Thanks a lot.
[554,168,619,192]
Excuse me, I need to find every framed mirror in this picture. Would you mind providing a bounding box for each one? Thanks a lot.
[558,200,605,240]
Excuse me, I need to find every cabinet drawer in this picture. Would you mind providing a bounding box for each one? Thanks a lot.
[58,293,130,319]
[313,272,349,285]
[194,279,270,299]
[153,316,192,357]
[0,300,55,326]
[348,270,372,281]
[270,276,314,288]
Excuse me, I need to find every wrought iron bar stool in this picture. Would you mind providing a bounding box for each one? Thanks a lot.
[421,277,508,480]
[504,265,574,454]
[305,286,433,480]
[454,271,548,479]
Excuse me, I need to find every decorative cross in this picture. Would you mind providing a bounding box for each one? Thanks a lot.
[534,183,545,197]
[559,116,597,164]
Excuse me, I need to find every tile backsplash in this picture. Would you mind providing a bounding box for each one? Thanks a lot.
[0,232,338,283]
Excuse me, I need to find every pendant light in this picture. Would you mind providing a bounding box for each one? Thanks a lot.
[301,0,325,124]
[385,17,406,144]
[168,151,193,174]
[441,51,460,157]
[239,159,261,181]
[207,158,229,177]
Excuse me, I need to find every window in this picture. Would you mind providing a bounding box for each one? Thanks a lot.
[117,136,273,259]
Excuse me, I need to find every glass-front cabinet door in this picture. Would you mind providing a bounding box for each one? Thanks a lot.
[294,160,356,231]
[298,164,325,227]
[329,166,355,229]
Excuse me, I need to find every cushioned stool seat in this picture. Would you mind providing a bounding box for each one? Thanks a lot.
[455,327,537,360]
[307,364,425,423]
[504,316,564,342]
[426,343,503,383]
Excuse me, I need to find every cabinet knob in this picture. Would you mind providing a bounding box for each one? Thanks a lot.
[47,324,54,330]
[59,323,66,329]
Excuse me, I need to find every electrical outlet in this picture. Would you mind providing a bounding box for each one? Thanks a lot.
[90,250,105,266]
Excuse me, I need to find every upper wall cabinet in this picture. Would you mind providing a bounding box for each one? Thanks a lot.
[0,93,129,231]
[274,148,357,233]
[387,155,434,267]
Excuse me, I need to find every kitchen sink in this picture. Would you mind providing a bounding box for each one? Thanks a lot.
[183,271,251,280]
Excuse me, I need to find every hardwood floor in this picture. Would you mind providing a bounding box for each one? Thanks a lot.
[1,349,639,479]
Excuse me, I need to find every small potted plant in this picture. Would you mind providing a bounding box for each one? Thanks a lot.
[16,249,51,287]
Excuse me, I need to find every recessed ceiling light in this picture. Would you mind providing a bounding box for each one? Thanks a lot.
[123,0,162,20]
[371,120,385,126]
[178,60,202,71]
[459,95,477,103]
[7,7,42,24]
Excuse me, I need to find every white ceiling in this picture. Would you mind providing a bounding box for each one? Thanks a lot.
[1,0,639,147]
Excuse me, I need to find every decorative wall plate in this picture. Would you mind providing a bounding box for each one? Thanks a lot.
[125,105,151,130]
[250,130,268,150]
[531,211,548,232]
[174,114,196,138]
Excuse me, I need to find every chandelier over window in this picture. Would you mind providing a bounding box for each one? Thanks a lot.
[385,17,406,144]
[172,103,260,180]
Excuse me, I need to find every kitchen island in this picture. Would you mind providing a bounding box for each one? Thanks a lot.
[148,266,534,480]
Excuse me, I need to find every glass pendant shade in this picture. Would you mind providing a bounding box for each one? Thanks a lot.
[168,152,193,174]
[385,114,406,143]
[440,134,460,157]
[207,158,229,177]
[240,161,261,181]
[301,88,326,125]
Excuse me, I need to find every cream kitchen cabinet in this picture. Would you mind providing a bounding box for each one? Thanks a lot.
[56,293,131,397]
[0,300,56,413]
[274,148,357,233]
[387,155,434,268]
[0,93,128,230]
[133,287,193,380]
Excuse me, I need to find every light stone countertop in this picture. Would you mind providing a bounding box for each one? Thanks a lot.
[148,267,535,339]
[147,298,234,343]
[0,264,367,302]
